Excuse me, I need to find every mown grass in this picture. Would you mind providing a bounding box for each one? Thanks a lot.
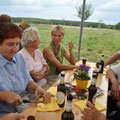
[33,24,120,65]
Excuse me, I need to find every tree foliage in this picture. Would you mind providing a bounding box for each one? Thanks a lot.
[115,22,120,30]
[12,17,114,29]
[76,3,94,21]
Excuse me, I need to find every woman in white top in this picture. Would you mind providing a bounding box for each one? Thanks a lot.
[19,27,50,89]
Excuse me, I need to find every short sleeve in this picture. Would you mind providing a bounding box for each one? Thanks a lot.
[35,49,47,65]
[111,64,120,83]
[117,51,120,54]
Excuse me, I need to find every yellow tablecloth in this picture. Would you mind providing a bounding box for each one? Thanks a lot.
[93,67,108,75]
[75,61,90,67]
[47,86,57,95]
[73,99,106,112]
[37,97,60,112]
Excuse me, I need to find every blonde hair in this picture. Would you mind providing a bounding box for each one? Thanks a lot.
[51,25,65,36]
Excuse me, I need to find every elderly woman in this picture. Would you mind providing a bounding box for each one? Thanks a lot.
[0,22,52,117]
[43,25,78,74]
[19,27,50,89]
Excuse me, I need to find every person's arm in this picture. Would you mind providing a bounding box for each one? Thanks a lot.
[30,70,46,82]
[106,68,119,98]
[26,81,52,103]
[0,113,25,120]
[81,101,106,120]
[30,65,49,82]
[43,47,78,71]
[104,53,120,67]
[0,91,23,106]
[39,64,50,75]
[64,42,76,65]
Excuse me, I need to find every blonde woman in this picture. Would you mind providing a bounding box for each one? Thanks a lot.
[43,25,78,74]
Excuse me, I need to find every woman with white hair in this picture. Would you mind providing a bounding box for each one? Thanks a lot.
[19,27,50,89]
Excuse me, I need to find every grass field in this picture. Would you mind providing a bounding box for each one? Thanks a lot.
[32,24,120,65]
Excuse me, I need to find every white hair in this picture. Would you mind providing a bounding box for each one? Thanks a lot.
[21,27,39,47]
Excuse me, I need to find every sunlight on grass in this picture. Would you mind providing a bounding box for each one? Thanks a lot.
[34,24,120,65]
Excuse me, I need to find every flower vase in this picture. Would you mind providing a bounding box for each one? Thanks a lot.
[76,79,89,90]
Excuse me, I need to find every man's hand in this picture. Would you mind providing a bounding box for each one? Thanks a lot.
[111,80,119,98]
[81,101,106,120]
[0,91,22,106]
[106,68,120,98]
[35,86,53,103]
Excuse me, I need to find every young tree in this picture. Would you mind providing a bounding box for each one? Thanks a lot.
[76,3,94,21]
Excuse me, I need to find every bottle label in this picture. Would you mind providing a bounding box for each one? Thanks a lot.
[60,77,64,84]
[101,56,104,61]
[65,101,72,112]
[56,91,65,105]
[92,78,96,83]
[93,72,97,76]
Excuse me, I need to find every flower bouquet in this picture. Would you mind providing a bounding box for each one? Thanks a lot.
[74,64,91,90]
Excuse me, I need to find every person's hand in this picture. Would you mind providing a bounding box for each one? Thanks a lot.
[81,101,106,120]
[0,113,25,120]
[68,42,74,51]
[117,101,120,108]
[35,86,53,103]
[30,70,45,81]
[0,91,22,106]
[111,80,119,98]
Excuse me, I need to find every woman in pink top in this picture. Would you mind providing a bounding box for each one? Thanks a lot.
[19,27,50,89]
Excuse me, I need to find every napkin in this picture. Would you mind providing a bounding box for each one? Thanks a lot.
[37,97,60,112]
[47,86,57,95]
[93,67,108,75]
[76,61,90,67]
[73,99,106,112]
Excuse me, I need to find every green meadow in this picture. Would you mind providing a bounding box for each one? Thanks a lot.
[33,24,120,65]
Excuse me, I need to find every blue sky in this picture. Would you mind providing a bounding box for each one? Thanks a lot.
[0,0,120,25]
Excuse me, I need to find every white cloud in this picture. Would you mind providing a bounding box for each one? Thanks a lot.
[0,0,120,25]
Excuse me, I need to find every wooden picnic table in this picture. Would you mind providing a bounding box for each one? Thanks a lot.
[21,62,108,120]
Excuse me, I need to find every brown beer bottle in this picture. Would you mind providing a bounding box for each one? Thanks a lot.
[99,54,104,74]
[61,92,74,120]
[87,70,98,105]
[56,71,66,107]
[27,115,35,120]
[82,58,87,65]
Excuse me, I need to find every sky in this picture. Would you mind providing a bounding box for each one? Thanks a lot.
[0,0,120,25]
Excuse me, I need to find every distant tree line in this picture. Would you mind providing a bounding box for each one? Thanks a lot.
[12,17,116,29]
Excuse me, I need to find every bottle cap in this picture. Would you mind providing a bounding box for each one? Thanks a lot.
[101,54,104,57]
[82,58,87,64]
[61,71,65,76]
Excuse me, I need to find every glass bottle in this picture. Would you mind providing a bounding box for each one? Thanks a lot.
[61,92,74,120]
[27,115,35,120]
[56,71,66,107]
[87,70,98,106]
[82,58,87,65]
[99,54,104,73]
